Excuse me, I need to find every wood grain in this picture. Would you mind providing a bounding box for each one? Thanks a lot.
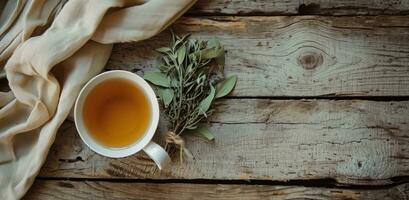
[39,100,409,185]
[12,1,409,199]
[189,0,409,15]
[107,16,409,97]
[24,180,409,200]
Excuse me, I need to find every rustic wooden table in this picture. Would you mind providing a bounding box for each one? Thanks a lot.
[22,1,409,199]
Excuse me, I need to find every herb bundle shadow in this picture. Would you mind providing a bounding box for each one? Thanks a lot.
[144,32,237,162]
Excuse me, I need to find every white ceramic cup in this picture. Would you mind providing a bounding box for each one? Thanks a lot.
[74,70,171,170]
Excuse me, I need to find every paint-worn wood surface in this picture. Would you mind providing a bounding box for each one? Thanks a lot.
[24,180,409,200]
[107,16,409,97]
[38,100,409,185]
[189,0,409,15]
[22,0,409,199]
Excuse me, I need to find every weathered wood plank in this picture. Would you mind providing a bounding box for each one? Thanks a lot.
[24,180,409,200]
[189,0,409,15]
[107,16,409,97]
[39,100,409,185]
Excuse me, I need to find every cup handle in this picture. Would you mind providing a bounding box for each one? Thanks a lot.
[143,141,171,170]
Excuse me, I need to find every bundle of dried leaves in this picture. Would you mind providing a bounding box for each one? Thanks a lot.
[144,32,237,161]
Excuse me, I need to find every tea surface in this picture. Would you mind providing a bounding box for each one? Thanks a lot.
[83,78,151,148]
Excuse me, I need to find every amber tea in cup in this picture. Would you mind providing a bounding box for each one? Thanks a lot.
[82,78,151,148]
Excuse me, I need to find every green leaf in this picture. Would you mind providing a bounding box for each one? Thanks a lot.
[186,63,193,73]
[190,41,224,60]
[200,48,224,60]
[198,85,215,114]
[174,34,190,48]
[171,78,179,87]
[215,75,237,98]
[207,38,221,49]
[180,34,191,42]
[201,38,224,60]
[177,45,186,65]
[157,88,174,107]
[191,125,214,140]
[143,72,171,87]
[156,47,171,53]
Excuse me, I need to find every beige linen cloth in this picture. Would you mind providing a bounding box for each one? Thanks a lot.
[0,0,196,199]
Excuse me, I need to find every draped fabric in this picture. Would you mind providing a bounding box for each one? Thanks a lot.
[0,0,196,199]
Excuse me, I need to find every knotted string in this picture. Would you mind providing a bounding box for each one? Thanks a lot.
[165,131,184,162]
[165,131,192,162]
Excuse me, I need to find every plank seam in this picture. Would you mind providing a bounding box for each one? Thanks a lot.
[224,96,409,101]
[35,177,409,190]
[184,13,409,17]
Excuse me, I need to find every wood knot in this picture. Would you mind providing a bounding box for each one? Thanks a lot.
[298,52,323,70]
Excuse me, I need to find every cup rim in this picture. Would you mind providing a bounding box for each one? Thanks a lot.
[74,70,159,158]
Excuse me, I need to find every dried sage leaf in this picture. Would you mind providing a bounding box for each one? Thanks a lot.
[177,45,186,65]
[156,47,172,54]
[158,88,174,107]
[191,125,214,141]
[215,75,237,98]
[198,85,215,114]
[207,37,221,49]
[204,38,224,60]
[199,48,224,60]
[143,71,171,87]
